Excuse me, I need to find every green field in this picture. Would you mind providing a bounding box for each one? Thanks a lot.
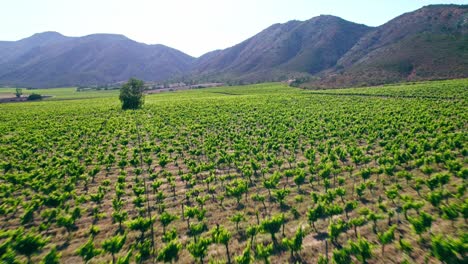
[0,80,466,263]
[0,87,119,100]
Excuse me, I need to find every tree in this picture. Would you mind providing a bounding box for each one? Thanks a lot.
[226,179,248,207]
[27,93,43,101]
[184,206,204,229]
[282,227,305,260]
[187,237,211,263]
[246,225,259,245]
[112,210,128,232]
[101,234,126,264]
[349,216,366,238]
[251,194,267,213]
[293,169,306,191]
[116,249,132,264]
[189,222,208,241]
[344,201,358,219]
[260,214,283,247]
[332,247,352,264]
[57,215,76,238]
[307,203,326,231]
[430,234,465,264]
[157,240,182,263]
[12,229,47,264]
[348,237,373,264]
[230,212,245,232]
[328,219,347,246]
[397,238,413,255]
[119,78,145,110]
[76,239,102,263]
[377,225,396,256]
[255,243,273,264]
[15,88,22,98]
[159,211,178,234]
[408,212,433,239]
[367,210,384,234]
[235,242,253,264]
[1,248,20,264]
[273,188,290,208]
[126,216,154,240]
[211,225,232,264]
[263,173,281,200]
[40,246,61,264]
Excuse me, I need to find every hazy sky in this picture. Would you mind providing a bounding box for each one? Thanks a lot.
[1,0,466,57]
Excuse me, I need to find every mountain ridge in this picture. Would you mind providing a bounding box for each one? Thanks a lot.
[304,4,468,87]
[0,32,194,88]
[0,4,466,88]
[190,15,372,84]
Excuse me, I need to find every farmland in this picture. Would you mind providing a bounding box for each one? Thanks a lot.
[0,79,466,263]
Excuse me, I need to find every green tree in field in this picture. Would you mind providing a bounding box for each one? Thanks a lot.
[162,228,178,243]
[1,247,20,264]
[76,239,102,264]
[27,93,42,101]
[40,246,61,264]
[126,216,154,240]
[230,212,246,232]
[116,249,132,264]
[184,206,205,229]
[260,214,283,247]
[377,225,396,256]
[344,201,358,220]
[408,212,433,239]
[328,219,347,246]
[246,224,259,245]
[293,169,306,191]
[397,238,413,256]
[112,210,128,233]
[157,240,182,263]
[188,222,208,241]
[332,247,352,264]
[307,203,326,231]
[263,172,281,200]
[12,229,47,264]
[348,236,373,264]
[211,225,232,264]
[273,188,290,208]
[349,216,366,238]
[235,242,253,264]
[159,211,178,234]
[255,243,273,264]
[430,234,465,264]
[282,227,305,260]
[226,179,248,207]
[101,234,126,264]
[56,214,76,238]
[15,88,22,98]
[119,78,145,110]
[187,237,211,263]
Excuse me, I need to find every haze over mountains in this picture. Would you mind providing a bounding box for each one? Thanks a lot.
[0,4,466,88]
[0,33,193,88]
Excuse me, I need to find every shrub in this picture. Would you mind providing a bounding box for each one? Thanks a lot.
[119,78,144,110]
[27,93,42,101]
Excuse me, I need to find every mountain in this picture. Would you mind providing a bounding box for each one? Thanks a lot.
[0,32,194,88]
[0,5,466,88]
[191,15,372,83]
[304,4,468,88]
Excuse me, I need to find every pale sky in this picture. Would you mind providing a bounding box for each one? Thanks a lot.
[1,0,466,57]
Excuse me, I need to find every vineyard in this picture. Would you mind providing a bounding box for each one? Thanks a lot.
[0,79,466,263]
